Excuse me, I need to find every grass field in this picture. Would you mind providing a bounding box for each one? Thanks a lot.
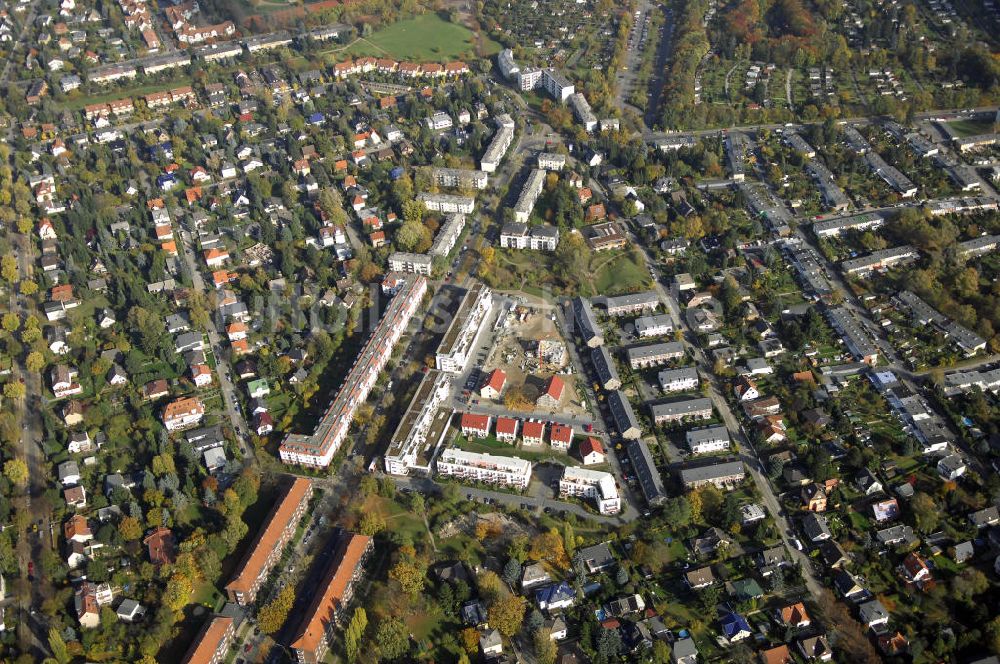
[343,13,499,62]
[592,250,653,294]
[945,118,996,137]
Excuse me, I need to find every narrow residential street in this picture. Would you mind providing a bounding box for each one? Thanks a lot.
[178,230,254,461]
[626,221,828,603]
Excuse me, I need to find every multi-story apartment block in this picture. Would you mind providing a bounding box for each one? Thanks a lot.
[679,460,746,490]
[497,48,520,79]
[433,168,488,190]
[685,426,731,455]
[573,297,604,348]
[541,68,574,101]
[538,152,566,171]
[290,533,374,664]
[517,67,542,91]
[560,467,621,515]
[429,213,466,257]
[481,126,515,173]
[635,314,675,339]
[602,291,659,317]
[435,284,493,373]
[625,342,685,369]
[592,346,621,390]
[627,438,667,504]
[280,278,427,467]
[224,477,312,605]
[388,251,433,275]
[435,448,532,489]
[658,367,699,393]
[568,92,597,132]
[162,396,205,431]
[608,390,642,440]
[182,615,235,664]
[812,212,885,238]
[499,223,559,251]
[418,193,475,214]
[384,370,453,475]
[841,245,918,275]
[826,307,879,364]
[513,169,546,223]
[650,398,713,425]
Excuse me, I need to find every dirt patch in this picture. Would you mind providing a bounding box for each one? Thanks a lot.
[437,510,533,540]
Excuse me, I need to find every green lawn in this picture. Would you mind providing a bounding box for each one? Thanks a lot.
[344,13,499,62]
[592,250,653,295]
[944,118,995,138]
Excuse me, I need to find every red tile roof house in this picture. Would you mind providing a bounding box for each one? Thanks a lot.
[579,437,606,465]
[495,416,519,443]
[536,375,565,409]
[144,527,176,565]
[549,423,574,451]
[460,413,491,439]
[480,369,507,400]
[522,420,545,446]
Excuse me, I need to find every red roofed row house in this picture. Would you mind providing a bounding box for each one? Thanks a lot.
[459,413,577,451]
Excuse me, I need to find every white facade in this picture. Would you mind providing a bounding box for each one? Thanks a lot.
[541,68,574,101]
[384,370,453,476]
[429,213,466,257]
[559,466,621,515]
[435,448,532,489]
[388,252,433,275]
[436,284,493,373]
[685,425,731,455]
[635,314,675,338]
[418,193,475,214]
[658,367,699,393]
[481,125,515,173]
[513,169,546,223]
[433,168,488,190]
[538,153,566,171]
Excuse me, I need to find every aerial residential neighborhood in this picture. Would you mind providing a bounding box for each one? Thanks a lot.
[0,0,998,661]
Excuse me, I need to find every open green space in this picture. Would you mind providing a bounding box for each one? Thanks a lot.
[944,118,996,137]
[343,13,500,62]
[592,250,653,295]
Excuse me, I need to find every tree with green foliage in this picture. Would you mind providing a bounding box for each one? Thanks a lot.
[488,594,526,637]
[3,459,27,486]
[258,586,295,634]
[375,616,409,660]
[344,607,368,661]
[47,628,69,664]
[502,558,522,586]
[533,628,557,664]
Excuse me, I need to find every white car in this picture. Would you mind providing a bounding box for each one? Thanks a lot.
[791,538,804,551]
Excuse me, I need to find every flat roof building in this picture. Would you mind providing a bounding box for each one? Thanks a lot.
[436,283,493,373]
[384,370,453,475]
[436,448,532,489]
[481,125,515,173]
[560,467,621,514]
[388,251,433,275]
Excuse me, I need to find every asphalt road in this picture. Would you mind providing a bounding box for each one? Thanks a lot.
[178,230,254,461]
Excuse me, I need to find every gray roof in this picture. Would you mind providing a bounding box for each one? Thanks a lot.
[591,346,620,387]
[678,460,745,485]
[649,397,712,418]
[625,341,684,362]
[626,438,666,505]
[608,390,641,438]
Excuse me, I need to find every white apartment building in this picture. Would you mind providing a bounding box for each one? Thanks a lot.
[429,213,466,257]
[499,223,559,251]
[568,93,597,132]
[658,367,700,393]
[384,370,453,476]
[538,152,566,171]
[388,251,433,275]
[279,277,427,467]
[426,112,453,131]
[435,448,532,489]
[513,169,546,223]
[436,284,493,373]
[685,425,731,455]
[433,168,488,190]
[635,314,675,338]
[418,193,476,214]
[517,67,542,91]
[497,48,520,80]
[541,68,574,101]
[481,125,514,172]
[559,467,621,515]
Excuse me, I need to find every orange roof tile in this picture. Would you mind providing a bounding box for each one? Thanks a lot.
[290,534,371,655]
[182,615,233,664]
[225,478,312,597]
